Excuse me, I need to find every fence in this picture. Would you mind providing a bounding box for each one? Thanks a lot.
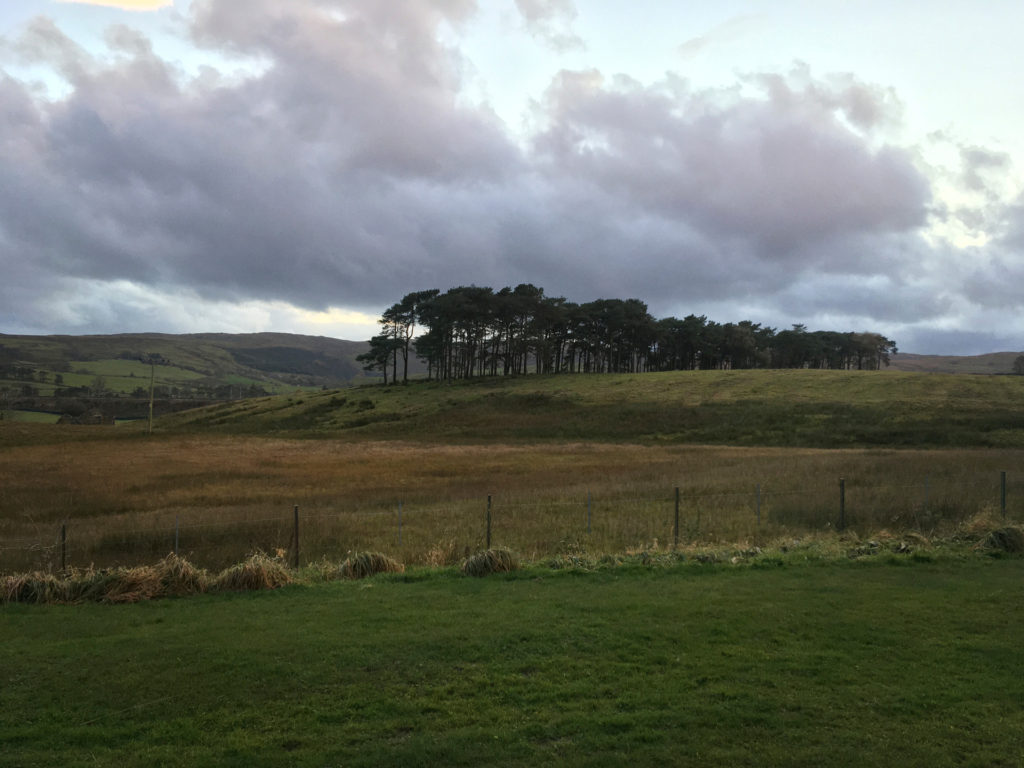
[1,471,1016,575]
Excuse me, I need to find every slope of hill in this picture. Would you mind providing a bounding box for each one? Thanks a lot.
[161,368,1024,448]
[0,332,372,400]
[889,351,1022,374]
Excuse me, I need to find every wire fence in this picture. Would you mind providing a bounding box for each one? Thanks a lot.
[1,472,1017,575]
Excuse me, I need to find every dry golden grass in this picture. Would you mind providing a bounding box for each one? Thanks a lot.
[2,571,66,604]
[338,551,404,579]
[213,552,293,592]
[1,432,1021,572]
[0,554,212,604]
[156,552,211,595]
[462,548,519,577]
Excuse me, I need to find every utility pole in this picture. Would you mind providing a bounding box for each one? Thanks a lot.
[147,359,155,436]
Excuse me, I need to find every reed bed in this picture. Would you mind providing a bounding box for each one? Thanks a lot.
[1,436,1021,573]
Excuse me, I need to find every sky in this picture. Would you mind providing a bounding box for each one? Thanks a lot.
[1,0,1022,354]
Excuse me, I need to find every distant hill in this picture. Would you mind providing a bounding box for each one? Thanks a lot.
[889,351,1022,375]
[0,332,376,405]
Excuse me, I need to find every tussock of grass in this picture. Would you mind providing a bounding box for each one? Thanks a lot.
[2,572,66,604]
[956,508,1005,537]
[85,567,164,604]
[338,552,404,579]
[155,553,211,596]
[3,529,1021,604]
[462,548,518,577]
[1,555,212,604]
[213,552,293,592]
[981,526,1024,553]
[424,539,466,567]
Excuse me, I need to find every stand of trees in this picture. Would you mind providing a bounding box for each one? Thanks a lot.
[358,284,897,382]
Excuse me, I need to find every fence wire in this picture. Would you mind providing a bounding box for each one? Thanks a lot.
[1,474,1017,574]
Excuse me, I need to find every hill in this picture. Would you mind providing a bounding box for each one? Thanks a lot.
[889,351,1022,374]
[0,332,374,405]
[162,368,1024,448]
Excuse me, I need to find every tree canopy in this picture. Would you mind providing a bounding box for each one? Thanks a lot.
[363,285,897,382]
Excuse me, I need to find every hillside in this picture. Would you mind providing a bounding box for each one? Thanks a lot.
[161,368,1024,448]
[889,351,1022,374]
[0,332,374,404]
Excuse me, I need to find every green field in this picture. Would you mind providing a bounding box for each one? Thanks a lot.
[4,367,1024,766]
[0,331,372,397]
[2,410,62,424]
[164,369,1024,448]
[2,557,1022,767]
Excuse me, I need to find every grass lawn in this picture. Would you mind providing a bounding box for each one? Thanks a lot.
[3,557,1022,767]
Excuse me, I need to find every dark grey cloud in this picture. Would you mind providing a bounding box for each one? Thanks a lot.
[531,68,928,261]
[0,0,1018,351]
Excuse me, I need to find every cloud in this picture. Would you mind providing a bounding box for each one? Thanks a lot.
[0,0,1021,352]
[678,15,760,60]
[513,0,584,52]
[531,67,928,261]
[58,0,174,11]
[960,145,1011,197]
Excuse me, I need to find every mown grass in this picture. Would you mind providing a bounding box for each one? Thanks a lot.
[2,557,1022,767]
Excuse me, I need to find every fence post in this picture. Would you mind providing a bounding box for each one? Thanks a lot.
[839,478,846,531]
[486,495,492,549]
[293,505,300,569]
[587,491,592,535]
[398,501,403,546]
[756,484,761,529]
[1001,471,1007,520]
[60,522,67,576]
[673,487,680,550]
[174,515,179,557]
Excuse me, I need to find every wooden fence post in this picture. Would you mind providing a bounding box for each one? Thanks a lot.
[293,505,300,569]
[486,495,492,549]
[673,487,680,550]
[839,478,846,531]
[924,476,930,520]
[1001,471,1007,520]
[756,484,761,529]
[60,522,67,576]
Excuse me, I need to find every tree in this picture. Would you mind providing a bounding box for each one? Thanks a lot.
[372,283,898,380]
[356,334,399,385]
[382,289,439,384]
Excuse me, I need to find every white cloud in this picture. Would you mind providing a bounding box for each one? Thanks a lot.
[513,0,584,52]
